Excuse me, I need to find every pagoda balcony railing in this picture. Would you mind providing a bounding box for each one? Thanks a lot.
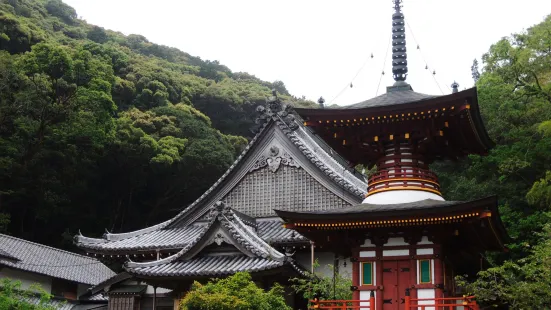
[368,168,439,184]
[367,168,441,195]
[309,296,374,310]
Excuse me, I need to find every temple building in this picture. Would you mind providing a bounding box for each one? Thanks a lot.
[75,89,367,308]
[75,1,508,309]
[277,1,508,309]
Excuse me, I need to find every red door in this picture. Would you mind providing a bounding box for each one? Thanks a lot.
[381,260,411,310]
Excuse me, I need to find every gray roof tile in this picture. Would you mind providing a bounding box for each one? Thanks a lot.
[0,234,115,285]
[128,255,284,277]
[343,86,437,109]
[257,219,307,243]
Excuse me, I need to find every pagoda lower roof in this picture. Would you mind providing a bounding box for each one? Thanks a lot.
[276,197,498,221]
[125,254,293,278]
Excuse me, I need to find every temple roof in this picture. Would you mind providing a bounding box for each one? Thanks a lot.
[75,115,365,255]
[75,219,306,253]
[127,255,287,278]
[123,202,306,278]
[0,234,115,286]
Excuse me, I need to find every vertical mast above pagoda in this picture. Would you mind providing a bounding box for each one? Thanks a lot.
[294,0,494,205]
[391,0,408,84]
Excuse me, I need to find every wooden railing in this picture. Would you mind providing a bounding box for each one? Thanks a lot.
[309,296,375,310]
[309,290,479,310]
[368,168,439,184]
[404,289,479,310]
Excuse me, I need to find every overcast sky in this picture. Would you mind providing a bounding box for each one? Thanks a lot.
[63,0,551,106]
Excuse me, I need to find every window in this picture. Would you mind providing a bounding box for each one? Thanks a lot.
[419,259,431,283]
[361,262,373,285]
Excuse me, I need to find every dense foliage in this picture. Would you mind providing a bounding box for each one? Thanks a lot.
[0,279,57,310]
[1,0,551,307]
[430,15,551,308]
[179,272,291,310]
[0,0,312,247]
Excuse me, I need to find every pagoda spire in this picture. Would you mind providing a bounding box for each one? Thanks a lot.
[391,0,408,83]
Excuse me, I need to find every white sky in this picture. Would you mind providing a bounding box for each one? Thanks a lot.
[63,0,551,106]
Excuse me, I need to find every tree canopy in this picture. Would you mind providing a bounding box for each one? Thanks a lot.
[179,272,291,310]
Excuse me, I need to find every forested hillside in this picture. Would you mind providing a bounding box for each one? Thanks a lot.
[1,0,551,306]
[0,0,314,247]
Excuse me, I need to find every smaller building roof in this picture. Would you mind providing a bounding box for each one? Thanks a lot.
[0,234,115,285]
[124,202,307,278]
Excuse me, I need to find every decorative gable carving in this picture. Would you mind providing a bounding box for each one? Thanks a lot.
[250,145,300,173]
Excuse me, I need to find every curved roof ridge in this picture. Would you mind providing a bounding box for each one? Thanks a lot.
[222,208,285,261]
[75,219,172,245]
[279,119,366,198]
[124,203,286,270]
[124,210,219,269]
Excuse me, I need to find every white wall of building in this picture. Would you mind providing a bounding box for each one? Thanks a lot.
[363,190,444,204]
[0,267,52,293]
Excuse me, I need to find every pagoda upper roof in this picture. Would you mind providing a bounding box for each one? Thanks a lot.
[344,83,437,109]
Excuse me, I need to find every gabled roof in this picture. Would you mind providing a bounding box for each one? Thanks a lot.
[0,234,115,285]
[124,202,307,278]
[75,115,366,254]
[74,218,306,254]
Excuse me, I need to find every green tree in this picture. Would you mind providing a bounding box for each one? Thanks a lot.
[180,272,290,310]
[0,279,57,310]
[290,262,352,305]
[457,224,551,309]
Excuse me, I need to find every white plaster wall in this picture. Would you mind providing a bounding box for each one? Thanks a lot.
[295,251,351,279]
[383,249,409,256]
[417,289,435,310]
[387,237,408,246]
[418,236,433,245]
[416,248,433,255]
[359,251,376,258]
[363,190,444,204]
[360,239,376,247]
[359,290,376,307]
[0,267,52,293]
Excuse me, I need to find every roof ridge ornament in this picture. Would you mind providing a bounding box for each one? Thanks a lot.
[392,0,408,84]
[253,89,298,133]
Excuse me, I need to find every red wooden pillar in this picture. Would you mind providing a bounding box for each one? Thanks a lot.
[409,246,418,301]
[352,259,360,300]
[376,247,383,310]
[433,257,444,300]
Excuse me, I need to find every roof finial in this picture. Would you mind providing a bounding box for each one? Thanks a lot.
[392,0,408,84]
[451,81,459,93]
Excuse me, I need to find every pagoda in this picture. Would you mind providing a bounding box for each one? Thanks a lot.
[276,1,509,309]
